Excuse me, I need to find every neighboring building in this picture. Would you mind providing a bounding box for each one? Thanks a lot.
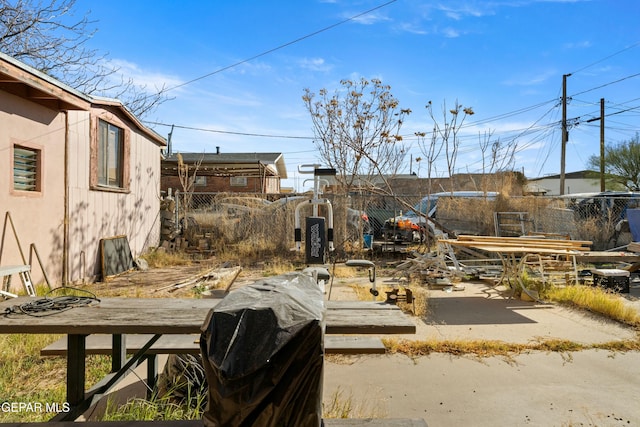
[161,150,287,194]
[320,171,525,196]
[528,170,601,196]
[0,52,166,286]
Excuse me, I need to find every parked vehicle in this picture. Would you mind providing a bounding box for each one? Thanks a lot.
[380,191,499,243]
[565,191,640,222]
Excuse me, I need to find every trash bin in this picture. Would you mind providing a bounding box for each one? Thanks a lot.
[363,233,373,249]
[200,272,325,427]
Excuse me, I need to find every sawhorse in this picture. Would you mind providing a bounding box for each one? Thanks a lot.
[0,264,35,298]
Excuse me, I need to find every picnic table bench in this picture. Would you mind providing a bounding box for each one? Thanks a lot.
[40,333,386,396]
[0,294,415,422]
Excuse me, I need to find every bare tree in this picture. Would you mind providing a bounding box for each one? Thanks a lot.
[176,153,203,230]
[302,78,411,193]
[424,100,474,189]
[0,0,170,117]
[477,131,517,175]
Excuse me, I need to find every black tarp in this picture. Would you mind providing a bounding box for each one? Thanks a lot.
[200,272,325,427]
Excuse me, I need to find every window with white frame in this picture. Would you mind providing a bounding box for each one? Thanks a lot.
[97,119,124,188]
[13,145,41,192]
[230,176,247,187]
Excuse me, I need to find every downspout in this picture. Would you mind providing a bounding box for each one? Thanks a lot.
[62,111,69,286]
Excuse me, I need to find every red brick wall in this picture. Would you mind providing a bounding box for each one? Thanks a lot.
[161,174,277,194]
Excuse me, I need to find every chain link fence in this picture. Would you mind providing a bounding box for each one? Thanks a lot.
[161,191,640,254]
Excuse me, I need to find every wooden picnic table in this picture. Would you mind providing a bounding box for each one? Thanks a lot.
[0,296,415,421]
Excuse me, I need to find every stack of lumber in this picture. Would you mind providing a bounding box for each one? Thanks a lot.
[628,242,640,253]
[439,235,592,254]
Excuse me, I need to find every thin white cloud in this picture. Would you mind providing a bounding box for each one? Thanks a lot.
[435,4,494,20]
[397,22,429,35]
[503,69,557,86]
[563,40,592,49]
[442,27,462,38]
[346,10,391,25]
[299,57,334,72]
[110,59,183,92]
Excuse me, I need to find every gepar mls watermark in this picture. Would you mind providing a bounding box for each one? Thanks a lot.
[1,401,70,414]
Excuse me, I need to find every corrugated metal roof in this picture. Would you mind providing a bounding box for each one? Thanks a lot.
[163,152,287,178]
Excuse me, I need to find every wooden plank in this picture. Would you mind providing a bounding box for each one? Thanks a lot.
[40,334,199,356]
[441,241,583,255]
[325,309,416,334]
[444,237,590,250]
[0,297,415,335]
[627,241,640,253]
[41,334,387,356]
[0,419,427,427]
[575,251,640,263]
[325,336,386,354]
[456,234,592,246]
[326,301,403,310]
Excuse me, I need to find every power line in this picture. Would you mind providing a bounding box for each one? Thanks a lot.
[160,1,398,94]
[570,41,640,75]
[571,72,640,97]
[144,121,314,140]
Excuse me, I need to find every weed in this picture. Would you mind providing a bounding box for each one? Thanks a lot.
[384,336,640,358]
[323,386,386,419]
[141,249,192,268]
[0,334,111,422]
[546,284,640,327]
[349,282,429,317]
[101,386,205,421]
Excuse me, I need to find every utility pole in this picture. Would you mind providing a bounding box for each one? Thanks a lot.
[559,73,571,195]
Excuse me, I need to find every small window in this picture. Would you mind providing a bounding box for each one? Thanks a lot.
[194,176,207,186]
[13,145,41,192]
[230,176,247,187]
[98,119,124,188]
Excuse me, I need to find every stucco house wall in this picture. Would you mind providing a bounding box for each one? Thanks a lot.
[66,107,164,283]
[0,89,68,286]
[0,53,165,288]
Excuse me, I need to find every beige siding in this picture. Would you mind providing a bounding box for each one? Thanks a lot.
[0,91,66,287]
[66,109,161,283]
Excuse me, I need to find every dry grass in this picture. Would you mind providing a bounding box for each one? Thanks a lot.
[573,216,618,250]
[350,280,429,317]
[0,333,111,422]
[323,386,386,419]
[101,389,205,421]
[384,336,640,358]
[141,249,193,268]
[546,284,640,327]
[261,259,298,276]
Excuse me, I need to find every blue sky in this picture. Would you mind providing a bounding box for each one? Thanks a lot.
[79,0,639,191]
